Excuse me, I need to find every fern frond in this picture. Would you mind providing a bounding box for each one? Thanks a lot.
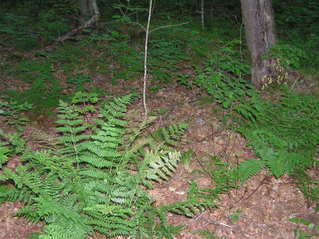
[139,150,180,189]
[78,168,111,179]
[15,205,41,222]
[84,204,133,217]
[0,185,32,203]
[79,154,117,168]
[234,159,265,181]
[39,217,91,239]
[0,145,9,168]
[161,199,215,218]
[151,123,188,146]
[56,100,90,159]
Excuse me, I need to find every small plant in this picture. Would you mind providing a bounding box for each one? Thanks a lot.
[0,145,10,169]
[229,209,242,223]
[197,230,226,239]
[289,217,319,239]
[67,73,91,92]
[0,99,32,130]
[295,171,319,210]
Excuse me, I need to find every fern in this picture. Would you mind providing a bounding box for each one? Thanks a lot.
[0,99,31,130]
[0,93,207,238]
[139,150,181,189]
[151,123,188,146]
[236,89,319,178]
[161,199,215,218]
[0,185,32,204]
[198,53,318,180]
[233,159,266,181]
[0,145,9,168]
[0,130,26,155]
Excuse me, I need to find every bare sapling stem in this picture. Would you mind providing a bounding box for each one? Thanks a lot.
[201,0,205,30]
[142,0,153,118]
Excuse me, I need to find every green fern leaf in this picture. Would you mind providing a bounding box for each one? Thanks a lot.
[161,199,215,218]
[0,146,9,168]
[142,150,180,185]
[235,159,265,181]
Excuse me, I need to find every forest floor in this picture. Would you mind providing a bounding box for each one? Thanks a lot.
[1,74,318,239]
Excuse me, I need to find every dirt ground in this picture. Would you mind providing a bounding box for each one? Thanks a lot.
[0,79,318,239]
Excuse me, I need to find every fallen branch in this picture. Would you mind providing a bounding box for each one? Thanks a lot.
[24,0,100,58]
[55,0,100,43]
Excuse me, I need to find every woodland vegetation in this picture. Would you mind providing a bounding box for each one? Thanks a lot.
[0,0,318,238]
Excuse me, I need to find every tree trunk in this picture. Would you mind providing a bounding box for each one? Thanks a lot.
[240,0,276,89]
[79,0,95,23]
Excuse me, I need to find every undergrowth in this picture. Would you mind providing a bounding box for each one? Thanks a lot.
[0,93,216,239]
[192,40,319,208]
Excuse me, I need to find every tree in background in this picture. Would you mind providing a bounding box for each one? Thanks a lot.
[240,0,276,89]
[79,0,96,23]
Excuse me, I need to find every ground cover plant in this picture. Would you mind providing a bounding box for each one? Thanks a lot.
[0,93,216,239]
[0,0,318,238]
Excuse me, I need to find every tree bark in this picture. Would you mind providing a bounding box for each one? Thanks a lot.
[79,0,95,23]
[240,0,276,89]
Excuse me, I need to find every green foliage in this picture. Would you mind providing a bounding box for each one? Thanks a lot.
[0,9,69,50]
[201,157,237,196]
[289,216,319,239]
[0,93,215,238]
[161,199,215,218]
[274,0,319,37]
[235,90,319,178]
[0,130,26,155]
[294,171,319,210]
[189,28,318,182]
[67,73,91,92]
[87,30,143,81]
[151,123,188,147]
[4,60,63,113]
[85,26,189,85]
[0,13,38,49]
[193,40,253,108]
[197,230,226,239]
[0,99,32,130]
[139,150,181,188]
[149,38,189,83]
[269,43,308,69]
[0,146,10,169]
[229,209,242,223]
[233,159,265,181]
[273,1,319,73]
[194,86,319,183]
[193,36,318,202]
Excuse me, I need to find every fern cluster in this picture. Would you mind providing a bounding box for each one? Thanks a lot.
[234,88,319,179]
[195,48,318,200]
[193,40,253,108]
[0,99,32,130]
[0,93,213,238]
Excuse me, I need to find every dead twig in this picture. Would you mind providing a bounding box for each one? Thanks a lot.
[234,175,270,204]
[195,214,232,228]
